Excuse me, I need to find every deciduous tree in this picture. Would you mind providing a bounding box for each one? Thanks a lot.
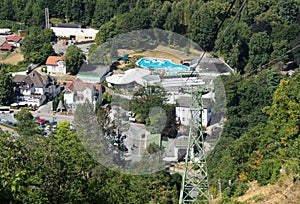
[15,108,40,137]
[0,68,14,106]
[65,45,86,74]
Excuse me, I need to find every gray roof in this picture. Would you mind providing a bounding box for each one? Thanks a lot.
[174,136,189,147]
[78,63,109,77]
[14,71,54,87]
[190,57,233,74]
[142,74,160,82]
[176,96,211,108]
[77,63,110,83]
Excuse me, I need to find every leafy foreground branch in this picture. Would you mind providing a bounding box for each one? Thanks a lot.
[0,121,181,203]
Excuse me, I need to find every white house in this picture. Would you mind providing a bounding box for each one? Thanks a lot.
[46,56,66,75]
[63,78,102,111]
[175,96,212,127]
[13,71,60,107]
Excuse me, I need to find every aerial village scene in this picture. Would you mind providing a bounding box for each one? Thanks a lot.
[0,24,230,165]
[0,1,299,203]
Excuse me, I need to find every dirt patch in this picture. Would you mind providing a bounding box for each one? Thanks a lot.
[236,177,300,204]
[0,48,24,65]
[119,45,203,64]
[59,74,76,82]
[130,50,182,63]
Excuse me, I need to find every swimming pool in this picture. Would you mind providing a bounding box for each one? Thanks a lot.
[136,57,189,73]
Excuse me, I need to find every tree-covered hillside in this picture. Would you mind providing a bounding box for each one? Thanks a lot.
[0,0,299,203]
[207,72,300,202]
[1,0,299,74]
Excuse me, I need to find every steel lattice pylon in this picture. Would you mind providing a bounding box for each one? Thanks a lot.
[179,85,210,204]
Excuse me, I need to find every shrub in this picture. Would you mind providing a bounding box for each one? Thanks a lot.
[257,158,282,185]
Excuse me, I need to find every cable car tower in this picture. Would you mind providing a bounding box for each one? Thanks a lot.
[177,1,247,202]
[179,75,210,203]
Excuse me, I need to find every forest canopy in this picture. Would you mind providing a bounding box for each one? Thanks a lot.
[0,0,299,202]
[0,0,299,74]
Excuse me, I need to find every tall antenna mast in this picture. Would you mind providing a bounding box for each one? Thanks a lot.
[179,80,210,204]
[45,8,50,29]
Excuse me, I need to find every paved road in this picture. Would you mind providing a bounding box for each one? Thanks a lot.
[0,111,73,124]
[123,122,147,161]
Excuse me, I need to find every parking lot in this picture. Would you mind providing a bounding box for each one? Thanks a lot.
[123,123,147,161]
[53,40,93,56]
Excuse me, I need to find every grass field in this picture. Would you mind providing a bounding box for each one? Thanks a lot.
[0,48,24,65]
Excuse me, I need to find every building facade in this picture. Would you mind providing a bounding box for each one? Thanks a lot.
[13,71,60,107]
[46,56,66,75]
[63,78,102,111]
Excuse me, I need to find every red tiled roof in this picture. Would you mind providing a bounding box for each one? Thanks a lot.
[46,56,64,65]
[0,43,14,51]
[6,35,22,43]
[64,78,96,92]
[65,82,75,92]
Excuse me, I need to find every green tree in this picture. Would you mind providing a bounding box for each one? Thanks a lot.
[92,0,118,28]
[270,40,292,68]
[146,106,166,134]
[146,142,161,154]
[161,104,178,138]
[278,0,299,24]
[0,68,14,106]
[130,85,169,123]
[95,102,111,133]
[15,108,40,137]
[257,158,282,185]
[216,22,250,73]
[246,32,272,74]
[65,45,86,74]
[189,5,217,51]
[21,28,55,63]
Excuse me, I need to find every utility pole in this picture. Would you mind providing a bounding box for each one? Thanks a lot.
[218,178,222,197]
[45,8,50,29]
[179,81,210,204]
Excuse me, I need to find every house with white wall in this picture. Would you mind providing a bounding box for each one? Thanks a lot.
[63,78,102,111]
[13,71,60,107]
[175,95,212,127]
[46,56,66,75]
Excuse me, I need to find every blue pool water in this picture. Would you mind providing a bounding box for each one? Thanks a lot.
[137,57,189,73]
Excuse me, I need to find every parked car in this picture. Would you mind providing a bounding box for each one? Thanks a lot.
[129,117,136,122]
[119,143,128,152]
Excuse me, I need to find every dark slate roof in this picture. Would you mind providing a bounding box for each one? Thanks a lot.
[78,62,109,78]
[14,71,54,87]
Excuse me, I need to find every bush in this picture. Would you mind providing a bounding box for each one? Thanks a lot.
[257,158,282,185]
[218,196,242,204]
[233,182,249,197]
